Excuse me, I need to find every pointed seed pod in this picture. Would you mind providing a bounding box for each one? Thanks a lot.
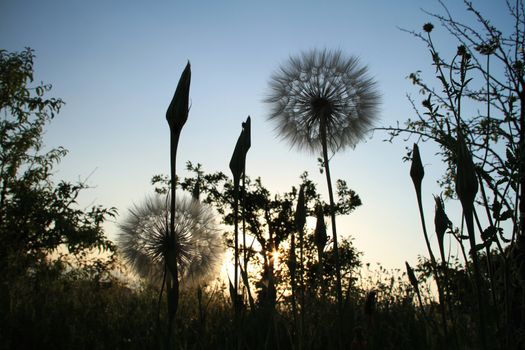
[229,116,251,191]
[242,116,251,153]
[405,261,419,289]
[410,143,424,193]
[295,185,306,232]
[166,62,191,134]
[434,195,450,255]
[314,204,327,252]
[455,134,478,209]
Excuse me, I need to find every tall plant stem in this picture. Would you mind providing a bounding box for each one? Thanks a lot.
[234,200,239,290]
[241,170,253,306]
[168,134,180,348]
[233,188,239,303]
[319,118,343,346]
[463,206,488,350]
[242,172,247,281]
[289,232,298,347]
[413,184,449,342]
[232,187,241,350]
[298,227,305,350]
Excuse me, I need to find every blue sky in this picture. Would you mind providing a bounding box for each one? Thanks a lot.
[1,0,511,270]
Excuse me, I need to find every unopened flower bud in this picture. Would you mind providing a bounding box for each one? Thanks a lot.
[405,262,419,288]
[295,185,306,232]
[434,195,450,254]
[166,62,191,134]
[423,23,434,33]
[410,144,424,193]
[455,134,478,210]
[314,204,327,251]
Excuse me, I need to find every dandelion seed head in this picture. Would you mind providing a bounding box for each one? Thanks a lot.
[118,193,224,287]
[265,48,381,153]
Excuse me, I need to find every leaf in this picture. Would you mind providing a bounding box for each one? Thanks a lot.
[481,225,497,242]
[497,209,513,221]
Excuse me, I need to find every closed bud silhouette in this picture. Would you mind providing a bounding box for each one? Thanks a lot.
[229,116,251,191]
[455,134,478,210]
[166,62,191,135]
[295,185,306,232]
[410,143,424,193]
[434,195,450,255]
[405,261,419,289]
[314,204,327,252]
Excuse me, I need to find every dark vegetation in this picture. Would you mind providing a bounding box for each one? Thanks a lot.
[2,1,525,349]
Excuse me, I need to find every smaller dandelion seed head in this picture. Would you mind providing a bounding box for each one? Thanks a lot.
[117,193,224,287]
[265,48,381,154]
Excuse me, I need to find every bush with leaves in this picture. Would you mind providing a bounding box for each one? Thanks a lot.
[0,48,117,345]
[378,1,525,348]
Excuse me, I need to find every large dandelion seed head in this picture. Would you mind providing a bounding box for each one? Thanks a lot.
[265,48,381,153]
[118,193,224,287]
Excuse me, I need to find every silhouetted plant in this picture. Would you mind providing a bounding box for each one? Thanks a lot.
[266,48,381,330]
[292,184,306,346]
[228,116,251,320]
[164,61,191,345]
[409,144,449,342]
[379,1,525,348]
[0,47,121,348]
[0,48,117,274]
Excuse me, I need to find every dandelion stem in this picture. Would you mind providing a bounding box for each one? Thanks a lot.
[168,134,180,347]
[320,116,343,347]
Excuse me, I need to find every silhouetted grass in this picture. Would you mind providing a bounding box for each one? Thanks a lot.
[2,257,475,350]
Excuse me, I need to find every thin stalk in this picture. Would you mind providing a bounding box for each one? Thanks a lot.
[156,264,167,333]
[464,205,489,350]
[298,226,305,350]
[242,170,251,305]
[473,209,498,306]
[167,134,180,347]
[518,0,525,238]
[232,186,240,349]
[319,117,343,348]
[233,192,239,298]
[438,240,459,349]
[289,232,298,348]
[413,174,448,341]
[456,217,470,271]
[316,247,325,295]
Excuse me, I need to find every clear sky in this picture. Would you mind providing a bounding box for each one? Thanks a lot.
[0,0,512,271]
